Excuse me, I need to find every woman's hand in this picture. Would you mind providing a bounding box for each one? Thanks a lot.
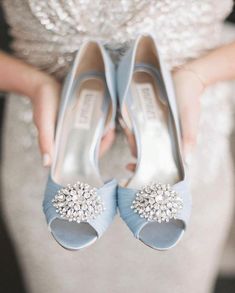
[34,84,115,163]
[173,41,235,164]
[122,67,206,171]
[0,52,61,167]
[123,66,206,171]
[0,52,115,167]
[31,80,61,167]
[172,67,205,164]
[125,40,235,170]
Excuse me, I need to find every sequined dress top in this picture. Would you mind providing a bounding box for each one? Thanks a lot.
[2,0,233,78]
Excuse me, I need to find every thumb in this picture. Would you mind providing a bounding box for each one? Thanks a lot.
[32,82,60,167]
[179,98,200,166]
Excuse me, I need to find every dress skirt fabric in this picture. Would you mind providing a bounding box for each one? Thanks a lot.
[1,77,235,293]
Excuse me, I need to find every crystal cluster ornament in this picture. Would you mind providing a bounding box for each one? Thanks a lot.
[131,183,183,223]
[52,182,104,222]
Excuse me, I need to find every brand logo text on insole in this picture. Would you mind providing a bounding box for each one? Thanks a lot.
[137,83,159,122]
[75,89,102,129]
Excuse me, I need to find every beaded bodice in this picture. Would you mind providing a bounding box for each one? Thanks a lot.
[2,0,233,78]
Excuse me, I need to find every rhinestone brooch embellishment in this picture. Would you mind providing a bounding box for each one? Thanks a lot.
[131,183,183,223]
[52,182,104,222]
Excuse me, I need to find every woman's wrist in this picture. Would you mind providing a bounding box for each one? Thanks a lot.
[176,42,235,88]
[0,51,58,99]
[174,64,207,90]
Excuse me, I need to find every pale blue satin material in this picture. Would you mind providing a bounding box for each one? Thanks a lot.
[59,41,116,130]
[43,41,117,250]
[117,34,192,250]
[43,176,117,236]
[118,180,191,238]
[117,36,181,138]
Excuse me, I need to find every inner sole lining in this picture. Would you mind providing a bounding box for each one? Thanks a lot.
[53,77,108,187]
[127,70,180,189]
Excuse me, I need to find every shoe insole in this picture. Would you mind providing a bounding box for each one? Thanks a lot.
[53,77,108,187]
[127,70,180,189]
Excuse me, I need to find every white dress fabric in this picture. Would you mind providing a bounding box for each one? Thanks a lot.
[1,1,235,293]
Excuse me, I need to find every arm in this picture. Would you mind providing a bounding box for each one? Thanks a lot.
[0,51,61,166]
[173,41,235,164]
[184,42,235,85]
[0,52,114,165]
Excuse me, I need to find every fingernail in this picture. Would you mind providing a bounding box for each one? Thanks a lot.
[42,153,51,168]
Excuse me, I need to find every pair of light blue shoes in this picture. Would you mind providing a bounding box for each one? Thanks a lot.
[43,35,192,251]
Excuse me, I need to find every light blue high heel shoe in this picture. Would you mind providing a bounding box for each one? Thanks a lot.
[43,41,117,250]
[117,35,192,250]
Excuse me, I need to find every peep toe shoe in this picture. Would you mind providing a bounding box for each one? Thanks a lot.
[117,35,192,250]
[43,41,117,250]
